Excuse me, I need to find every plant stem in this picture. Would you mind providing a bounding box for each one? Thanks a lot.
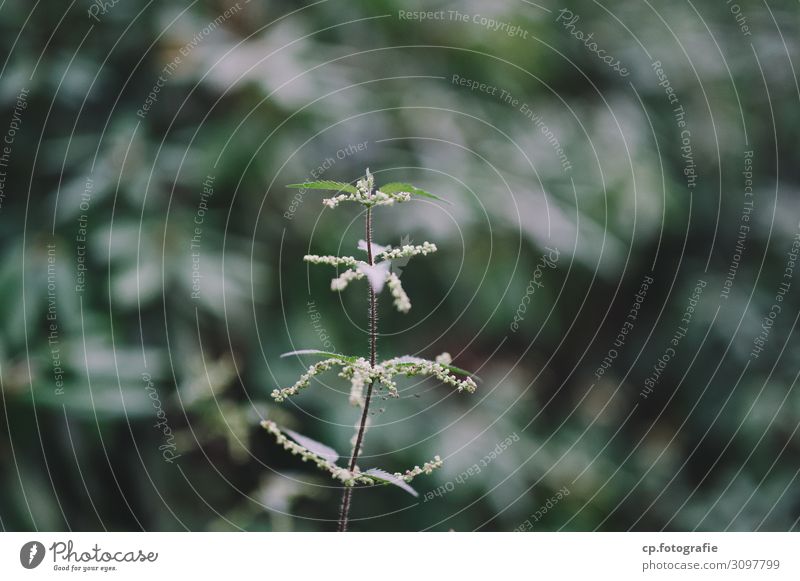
[337,206,377,532]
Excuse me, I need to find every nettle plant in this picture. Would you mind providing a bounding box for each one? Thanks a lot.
[262,169,477,531]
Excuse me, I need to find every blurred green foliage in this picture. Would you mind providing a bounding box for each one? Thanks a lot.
[0,0,798,531]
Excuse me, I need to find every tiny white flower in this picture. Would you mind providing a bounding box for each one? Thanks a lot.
[330,268,362,291]
[387,272,411,313]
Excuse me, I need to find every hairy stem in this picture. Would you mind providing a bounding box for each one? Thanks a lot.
[338,206,377,532]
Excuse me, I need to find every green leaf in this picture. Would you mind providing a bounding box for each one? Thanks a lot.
[380,182,448,203]
[34,384,158,418]
[281,349,358,363]
[286,181,358,194]
[364,468,418,497]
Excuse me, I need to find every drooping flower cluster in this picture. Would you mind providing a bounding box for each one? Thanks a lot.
[304,239,438,312]
[386,272,411,313]
[270,351,475,406]
[381,356,478,393]
[401,456,444,480]
[261,419,443,489]
[261,419,350,480]
[270,357,343,402]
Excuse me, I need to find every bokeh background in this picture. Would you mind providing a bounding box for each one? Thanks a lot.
[1,0,799,531]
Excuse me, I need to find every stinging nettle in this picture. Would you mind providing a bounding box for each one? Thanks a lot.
[263,169,476,531]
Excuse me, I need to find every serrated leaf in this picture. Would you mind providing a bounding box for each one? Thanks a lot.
[286,181,358,194]
[380,182,448,203]
[284,429,340,463]
[364,468,418,497]
[280,349,358,362]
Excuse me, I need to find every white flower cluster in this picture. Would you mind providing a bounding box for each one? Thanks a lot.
[435,352,452,365]
[322,169,412,208]
[387,272,411,313]
[357,167,374,196]
[341,358,399,403]
[378,241,438,261]
[271,355,402,405]
[271,353,476,404]
[262,420,443,488]
[347,369,365,407]
[261,420,355,483]
[330,268,364,291]
[322,190,412,208]
[382,355,478,393]
[271,358,344,402]
[397,455,443,482]
[329,263,397,295]
[304,240,435,313]
[303,254,358,267]
[337,357,384,407]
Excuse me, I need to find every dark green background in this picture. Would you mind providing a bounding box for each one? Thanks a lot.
[0,0,798,531]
